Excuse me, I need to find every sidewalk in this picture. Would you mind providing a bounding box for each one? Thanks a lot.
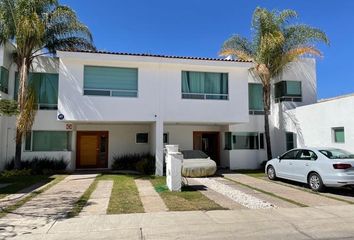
[11,204,354,240]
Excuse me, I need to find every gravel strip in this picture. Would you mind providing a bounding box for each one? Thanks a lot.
[194,178,276,209]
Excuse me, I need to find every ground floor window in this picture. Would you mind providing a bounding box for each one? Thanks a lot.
[163,133,169,144]
[25,131,72,151]
[136,133,148,144]
[332,127,345,143]
[225,132,259,150]
[286,132,296,151]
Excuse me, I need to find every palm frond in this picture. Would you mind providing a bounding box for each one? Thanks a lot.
[276,9,297,25]
[219,35,254,61]
[284,24,330,51]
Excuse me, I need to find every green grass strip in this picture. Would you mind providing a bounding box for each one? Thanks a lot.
[224,177,308,208]
[0,175,67,218]
[150,176,226,211]
[99,174,144,214]
[67,179,99,218]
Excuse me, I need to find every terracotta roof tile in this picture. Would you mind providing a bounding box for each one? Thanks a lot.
[60,49,251,63]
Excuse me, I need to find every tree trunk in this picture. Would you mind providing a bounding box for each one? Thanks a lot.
[263,83,273,160]
[14,58,29,169]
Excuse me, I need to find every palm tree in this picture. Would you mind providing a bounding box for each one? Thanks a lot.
[0,0,95,168]
[220,7,329,160]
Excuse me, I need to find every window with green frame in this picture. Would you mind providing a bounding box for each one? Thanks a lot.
[0,66,9,94]
[224,132,259,150]
[84,66,138,97]
[332,127,345,143]
[274,81,302,102]
[15,72,59,110]
[25,131,72,151]
[181,71,228,100]
[248,83,264,114]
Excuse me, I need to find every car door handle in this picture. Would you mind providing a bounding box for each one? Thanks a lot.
[305,163,309,166]
[289,162,293,165]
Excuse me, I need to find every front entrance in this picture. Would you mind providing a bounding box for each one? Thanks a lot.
[193,131,220,165]
[76,131,108,168]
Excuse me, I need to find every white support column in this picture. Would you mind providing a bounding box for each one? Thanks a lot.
[154,119,164,176]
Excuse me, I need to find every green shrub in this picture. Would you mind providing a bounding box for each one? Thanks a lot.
[4,157,68,175]
[112,153,155,175]
[1,169,32,177]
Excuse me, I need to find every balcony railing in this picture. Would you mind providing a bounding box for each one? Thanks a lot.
[182,92,229,100]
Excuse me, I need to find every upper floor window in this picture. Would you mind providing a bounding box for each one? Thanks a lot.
[181,71,228,100]
[84,66,138,97]
[248,83,264,115]
[15,72,58,110]
[0,66,9,94]
[274,81,302,103]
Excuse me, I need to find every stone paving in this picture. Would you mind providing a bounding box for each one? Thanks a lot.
[135,179,168,213]
[80,180,113,216]
[223,173,348,207]
[0,174,97,240]
[187,178,245,210]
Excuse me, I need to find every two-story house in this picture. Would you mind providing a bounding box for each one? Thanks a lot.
[0,42,316,175]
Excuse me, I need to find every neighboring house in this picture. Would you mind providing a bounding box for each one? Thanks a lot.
[284,94,354,154]
[0,42,317,174]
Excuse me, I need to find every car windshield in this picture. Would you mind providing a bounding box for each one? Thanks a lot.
[319,149,354,159]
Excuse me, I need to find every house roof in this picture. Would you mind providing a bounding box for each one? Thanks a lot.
[59,49,252,63]
[318,92,354,103]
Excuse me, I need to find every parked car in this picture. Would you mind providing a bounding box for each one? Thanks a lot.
[181,150,217,177]
[265,148,354,191]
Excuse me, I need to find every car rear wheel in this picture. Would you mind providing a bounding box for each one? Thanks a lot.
[308,172,325,192]
[267,166,277,180]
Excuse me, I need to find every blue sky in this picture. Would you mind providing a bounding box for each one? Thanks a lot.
[61,0,354,99]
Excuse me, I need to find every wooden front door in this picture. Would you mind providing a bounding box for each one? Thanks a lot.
[77,131,108,168]
[193,131,220,165]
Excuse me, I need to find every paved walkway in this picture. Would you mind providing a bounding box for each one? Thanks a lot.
[9,205,354,239]
[135,179,167,213]
[0,174,97,240]
[80,180,113,216]
[214,177,298,208]
[223,173,347,207]
[0,182,48,210]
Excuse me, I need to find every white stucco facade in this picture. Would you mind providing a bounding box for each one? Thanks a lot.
[2,42,343,174]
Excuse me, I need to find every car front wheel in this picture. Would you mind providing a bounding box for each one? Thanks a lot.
[308,172,325,192]
[267,166,277,180]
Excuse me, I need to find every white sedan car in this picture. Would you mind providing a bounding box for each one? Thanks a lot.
[265,148,354,191]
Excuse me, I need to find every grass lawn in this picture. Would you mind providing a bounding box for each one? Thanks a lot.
[0,174,66,218]
[0,175,58,199]
[98,174,144,214]
[150,176,225,211]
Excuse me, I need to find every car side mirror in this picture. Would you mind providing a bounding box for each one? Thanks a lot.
[277,156,281,161]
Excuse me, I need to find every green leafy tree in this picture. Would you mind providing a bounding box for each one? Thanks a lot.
[220,7,329,159]
[0,0,95,168]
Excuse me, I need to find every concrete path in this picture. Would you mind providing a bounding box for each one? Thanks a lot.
[0,182,48,210]
[0,174,97,240]
[214,177,298,208]
[223,173,347,207]
[10,205,354,239]
[187,178,245,210]
[80,180,113,216]
[135,179,167,213]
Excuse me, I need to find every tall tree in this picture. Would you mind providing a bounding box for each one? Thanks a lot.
[220,7,329,159]
[0,0,95,168]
